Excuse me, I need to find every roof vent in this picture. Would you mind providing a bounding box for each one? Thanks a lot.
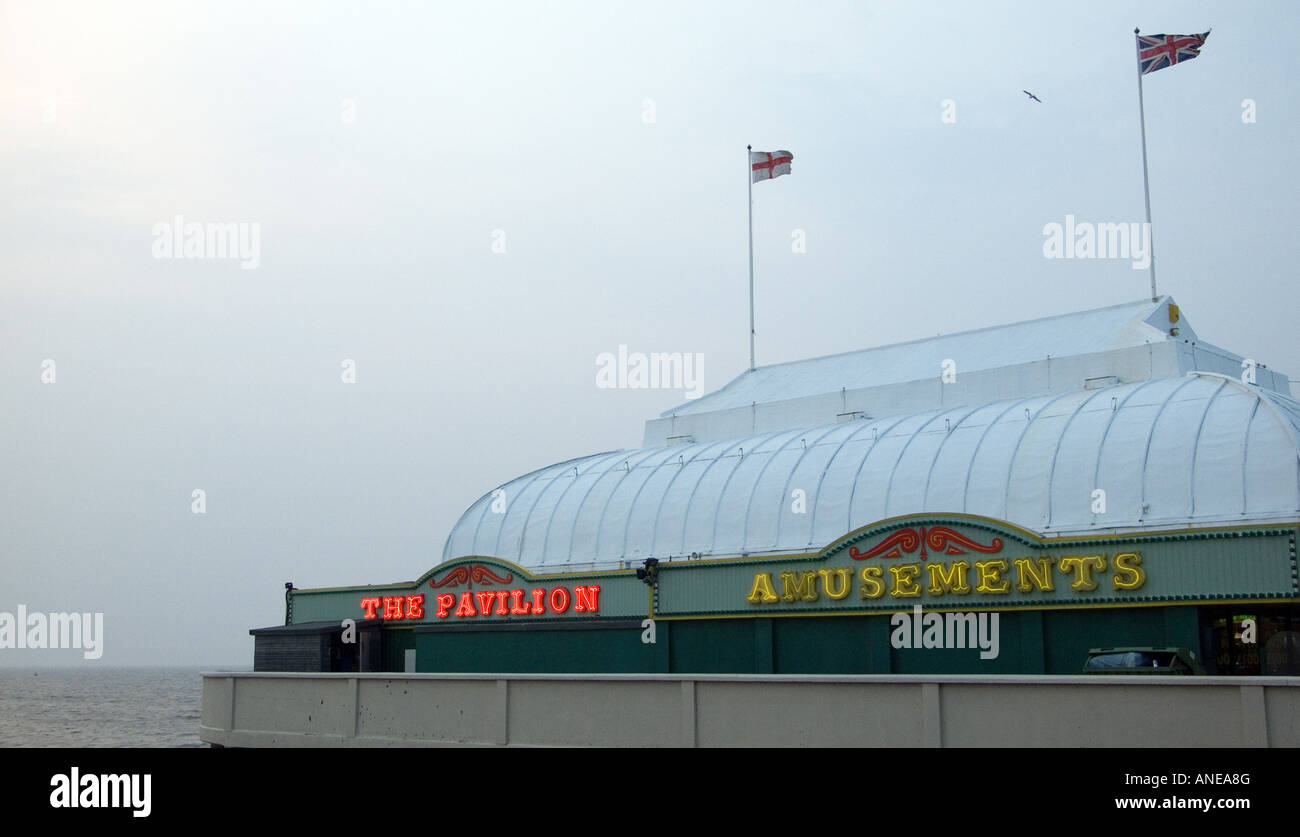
[1084,375,1121,390]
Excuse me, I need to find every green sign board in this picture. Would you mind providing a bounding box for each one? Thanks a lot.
[286,515,1299,627]
[653,515,1299,619]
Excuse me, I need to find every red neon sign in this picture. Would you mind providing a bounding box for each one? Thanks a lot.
[361,586,599,621]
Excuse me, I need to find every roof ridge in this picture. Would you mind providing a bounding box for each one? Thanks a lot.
[750,296,1165,374]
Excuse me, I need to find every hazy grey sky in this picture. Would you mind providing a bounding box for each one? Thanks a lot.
[3,0,1297,665]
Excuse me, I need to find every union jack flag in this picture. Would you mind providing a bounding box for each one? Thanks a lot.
[1137,30,1210,75]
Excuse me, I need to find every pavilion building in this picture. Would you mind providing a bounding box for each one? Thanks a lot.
[253,297,1300,676]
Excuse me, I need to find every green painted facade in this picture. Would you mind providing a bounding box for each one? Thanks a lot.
[398,607,1204,675]
[276,514,1300,676]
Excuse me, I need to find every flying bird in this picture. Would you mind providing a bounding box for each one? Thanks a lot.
[1023,90,1042,103]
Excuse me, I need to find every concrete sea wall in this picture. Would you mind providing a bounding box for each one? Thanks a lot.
[200,672,1300,747]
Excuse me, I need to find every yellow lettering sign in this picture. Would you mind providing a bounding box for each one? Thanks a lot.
[1013,556,1055,593]
[1112,552,1145,590]
[1058,555,1106,591]
[747,551,1150,606]
[859,566,885,599]
[925,560,971,595]
[746,572,778,604]
[888,564,922,598]
[974,559,1010,593]
[780,570,819,602]
[819,568,853,600]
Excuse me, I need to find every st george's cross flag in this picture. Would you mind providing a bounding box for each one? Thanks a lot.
[1137,31,1210,75]
[751,150,793,183]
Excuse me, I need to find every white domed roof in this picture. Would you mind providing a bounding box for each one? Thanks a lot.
[444,373,1300,571]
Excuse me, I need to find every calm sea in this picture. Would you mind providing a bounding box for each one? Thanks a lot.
[0,667,238,747]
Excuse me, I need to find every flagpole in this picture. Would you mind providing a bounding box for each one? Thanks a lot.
[747,144,756,371]
[1135,27,1158,302]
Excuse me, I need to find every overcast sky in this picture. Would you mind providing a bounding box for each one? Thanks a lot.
[3,0,1297,666]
